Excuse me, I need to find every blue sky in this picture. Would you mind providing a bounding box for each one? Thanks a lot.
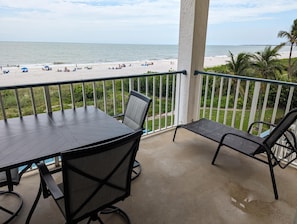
[0,0,297,45]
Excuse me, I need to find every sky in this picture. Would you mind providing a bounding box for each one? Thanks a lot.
[0,0,297,45]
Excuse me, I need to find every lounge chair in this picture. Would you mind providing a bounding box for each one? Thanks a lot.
[173,108,297,199]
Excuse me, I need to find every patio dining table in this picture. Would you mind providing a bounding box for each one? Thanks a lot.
[0,106,133,223]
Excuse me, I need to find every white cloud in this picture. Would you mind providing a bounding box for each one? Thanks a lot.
[1,0,179,24]
[0,0,296,44]
[0,0,180,43]
[209,0,297,24]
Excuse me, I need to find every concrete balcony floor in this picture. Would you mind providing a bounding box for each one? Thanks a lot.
[2,128,297,223]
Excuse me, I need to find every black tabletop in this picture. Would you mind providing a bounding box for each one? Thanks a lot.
[0,106,133,171]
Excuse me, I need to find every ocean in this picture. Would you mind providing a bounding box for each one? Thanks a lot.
[0,41,292,66]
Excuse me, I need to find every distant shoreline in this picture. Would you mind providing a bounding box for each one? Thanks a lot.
[0,50,296,87]
[2,41,295,66]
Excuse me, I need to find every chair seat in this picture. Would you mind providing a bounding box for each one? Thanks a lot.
[183,119,265,155]
[0,169,20,186]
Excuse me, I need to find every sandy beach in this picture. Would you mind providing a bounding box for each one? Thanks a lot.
[0,51,296,87]
[0,60,178,87]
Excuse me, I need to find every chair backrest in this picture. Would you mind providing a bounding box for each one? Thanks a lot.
[265,108,297,147]
[122,90,152,131]
[0,169,20,190]
[61,130,143,223]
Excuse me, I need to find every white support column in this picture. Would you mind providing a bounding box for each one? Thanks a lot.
[175,0,209,124]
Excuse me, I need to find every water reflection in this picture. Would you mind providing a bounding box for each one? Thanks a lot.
[228,182,275,217]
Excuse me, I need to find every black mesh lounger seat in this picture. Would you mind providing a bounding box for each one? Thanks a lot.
[173,108,297,200]
[29,130,143,224]
[115,90,152,180]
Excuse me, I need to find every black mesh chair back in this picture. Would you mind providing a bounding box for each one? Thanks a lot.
[54,130,142,223]
[264,108,297,147]
[122,90,152,131]
[121,91,151,180]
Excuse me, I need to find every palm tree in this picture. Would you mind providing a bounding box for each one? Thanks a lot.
[251,45,285,80]
[226,51,251,76]
[251,45,284,122]
[226,51,252,101]
[292,60,297,77]
[278,18,297,79]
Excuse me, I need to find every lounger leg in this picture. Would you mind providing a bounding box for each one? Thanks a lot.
[267,155,278,200]
[211,144,222,165]
[172,125,182,142]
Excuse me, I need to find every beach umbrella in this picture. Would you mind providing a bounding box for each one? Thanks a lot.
[43,65,52,71]
[21,67,28,72]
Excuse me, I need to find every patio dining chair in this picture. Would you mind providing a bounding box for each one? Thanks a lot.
[31,130,143,224]
[115,90,152,180]
[0,165,31,223]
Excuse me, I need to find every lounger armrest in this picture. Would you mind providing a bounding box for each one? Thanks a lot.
[37,162,64,200]
[247,121,276,133]
[248,121,297,147]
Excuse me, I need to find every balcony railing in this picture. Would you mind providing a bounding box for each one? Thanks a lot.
[0,70,186,135]
[1,69,297,167]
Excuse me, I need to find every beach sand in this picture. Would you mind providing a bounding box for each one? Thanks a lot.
[1,51,296,87]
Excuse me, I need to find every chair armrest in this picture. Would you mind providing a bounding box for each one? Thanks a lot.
[113,113,124,119]
[37,162,64,200]
[247,121,277,133]
[248,121,297,147]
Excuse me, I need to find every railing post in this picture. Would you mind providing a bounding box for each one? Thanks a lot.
[285,86,294,114]
[271,85,282,124]
[248,81,261,127]
[43,86,52,113]
[70,84,75,109]
[30,87,37,115]
[0,92,6,120]
[92,82,98,108]
[15,89,23,117]
[82,82,86,108]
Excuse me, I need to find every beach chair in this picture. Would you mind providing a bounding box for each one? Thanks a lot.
[173,108,297,199]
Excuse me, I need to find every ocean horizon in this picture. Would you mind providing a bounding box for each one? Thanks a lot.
[0,41,292,66]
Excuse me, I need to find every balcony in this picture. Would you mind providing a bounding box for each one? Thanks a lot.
[3,1,296,223]
[1,70,297,223]
[5,128,297,224]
